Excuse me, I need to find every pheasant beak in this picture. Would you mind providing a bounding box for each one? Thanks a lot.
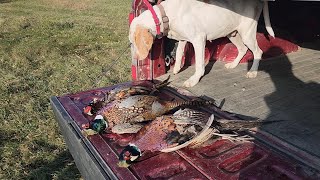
[117,160,130,168]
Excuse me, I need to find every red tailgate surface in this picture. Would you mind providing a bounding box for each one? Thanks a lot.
[55,81,317,179]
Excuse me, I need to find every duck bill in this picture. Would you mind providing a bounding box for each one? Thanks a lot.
[117,160,130,168]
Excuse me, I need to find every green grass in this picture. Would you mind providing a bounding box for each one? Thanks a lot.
[0,0,132,179]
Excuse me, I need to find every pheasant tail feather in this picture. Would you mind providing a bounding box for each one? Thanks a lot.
[165,99,214,110]
[216,119,284,131]
[172,108,209,126]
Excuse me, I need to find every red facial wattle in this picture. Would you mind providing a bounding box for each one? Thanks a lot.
[83,106,92,114]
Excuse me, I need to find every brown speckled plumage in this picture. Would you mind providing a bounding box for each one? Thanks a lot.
[120,108,213,153]
[132,116,176,152]
[84,77,170,116]
[97,95,213,133]
[117,108,280,167]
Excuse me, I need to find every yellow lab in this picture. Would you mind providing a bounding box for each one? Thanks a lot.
[129,0,274,87]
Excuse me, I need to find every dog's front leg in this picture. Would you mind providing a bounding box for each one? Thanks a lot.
[173,41,187,74]
[183,35,206,87]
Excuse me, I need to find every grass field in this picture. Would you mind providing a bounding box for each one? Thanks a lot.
[0,0,132,179]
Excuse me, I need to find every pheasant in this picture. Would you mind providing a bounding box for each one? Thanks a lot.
[82,95,214,135]
[83,76,170,116]
[118,108,279,167]
[117,108,214,167]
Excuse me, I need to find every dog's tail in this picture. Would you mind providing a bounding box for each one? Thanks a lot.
[263,1,275,37]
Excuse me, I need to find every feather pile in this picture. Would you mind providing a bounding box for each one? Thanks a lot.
[80,78,279,167]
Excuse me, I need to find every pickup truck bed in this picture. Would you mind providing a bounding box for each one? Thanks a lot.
[51,66,320,179]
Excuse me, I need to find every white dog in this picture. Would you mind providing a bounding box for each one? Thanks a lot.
[129,0,274,87]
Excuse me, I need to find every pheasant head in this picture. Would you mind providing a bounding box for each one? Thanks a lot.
[118,144,141,168]
[81,115,108,136]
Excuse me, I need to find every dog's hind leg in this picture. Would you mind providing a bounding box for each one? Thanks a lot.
[225,32,248,69]
[183,34,206,87]
[173,41,187,74]
[244,38,262,78]
[240,25,263,78]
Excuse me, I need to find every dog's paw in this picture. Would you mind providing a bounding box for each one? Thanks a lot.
[246,71,258,78]
[224,62,238,69]
[183,76,200,87]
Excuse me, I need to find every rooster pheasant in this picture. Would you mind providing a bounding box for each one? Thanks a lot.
[82,95,213,135]
[118,108,277,167]
[83,76,170,116]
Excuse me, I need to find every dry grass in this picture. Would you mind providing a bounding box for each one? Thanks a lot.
[0,0,132,179]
